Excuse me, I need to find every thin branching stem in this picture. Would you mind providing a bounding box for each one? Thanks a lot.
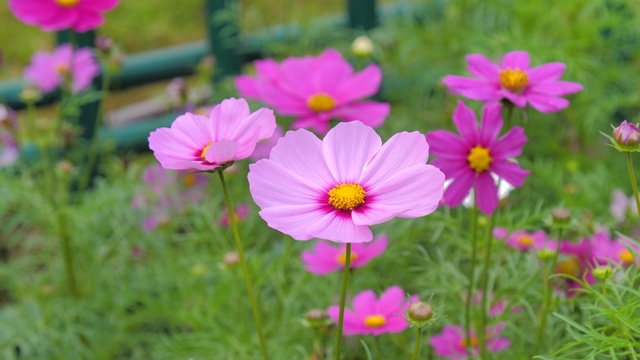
[478,214,495,358]
[334,243,352,360]
[465,197,479,356]
[626,152,640,218]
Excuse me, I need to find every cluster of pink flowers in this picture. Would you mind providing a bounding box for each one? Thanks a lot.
[430,322,510,359]
[24,44,100,94]
[131,164,208,232]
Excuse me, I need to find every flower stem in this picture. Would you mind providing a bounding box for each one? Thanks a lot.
[626,152,640,218]
[465,200,479,356]
[217,171,269,360]
[334,243,352,360]
[411,327,422,360]
[57,207,79,298]
[535,228,563,355]
[478,214,495,358]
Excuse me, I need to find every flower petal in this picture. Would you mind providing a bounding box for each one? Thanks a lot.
[443,76,502,102]
[491,126,528,160]
[476,172,499,216]
[323,121,381,183]
[527,81,583,96]
[466,54,500,79]
[527,62,566,82]
[334,63,382,104]
[479,103,503,147]
[426,130,468,159]
[501,51,530,70]
[491,160,530,187]
[333,101,390,129]
[452,101,479,146]
[525,93,570,113]
[204,140,237,164]
[443,170,476,208]
[306,211,373,243]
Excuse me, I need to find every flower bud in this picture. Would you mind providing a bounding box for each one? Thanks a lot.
[303,308,332,329]
[407,301,437,328]
[551,207,572,226]
[20,85,42,103]
[351,35,374,57]
[593,265,614,281]
[223,251,240,267]
[610,120,640,152]
[537,249,556,260]
[95,35,113,54]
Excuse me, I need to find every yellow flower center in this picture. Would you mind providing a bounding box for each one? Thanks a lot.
[336,251,358,265]
[518,235,535,248]
[460,335,479,348]
[55,0,80,7]
[328,184,366,211]
[499,68,529,93]
[200,141,212,161]
[467,146,492,173]
[557,257,580,277]
[364,315,386,328]
[55,62,69,75]
[307,93,337,112]
[620,249,634,265]
[182,174,196,188]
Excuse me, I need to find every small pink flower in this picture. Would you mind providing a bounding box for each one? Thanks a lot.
[493,227,556,252]
[236,49,390,134]
[148,98,276,172]
[24,44,99,94]
[557,237,596,294]
[443,50,583,113]
[591,232,640,267]
[9,0,120,32]
[327,286,417,336]
[301,234,388,275]
[248,121,444,243]
[250,125,284,161]
[429,322,510,360]
[427,101,529,216]
[610,189,638,223]
[0,131,19,167]
[220,204,251,227]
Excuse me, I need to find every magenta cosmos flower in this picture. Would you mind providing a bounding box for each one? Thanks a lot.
[24,44,99,94]
[327,286,417,336]
[429,322,510,360]
[236,49,390,134]
[148,98,276,172]
[427,101,529,216]
[493,227,556,252]
[9,0,120,32]
[248,121,445,243]
[592,232,640,267]
[301,234,388,275]
[444,51,583,112]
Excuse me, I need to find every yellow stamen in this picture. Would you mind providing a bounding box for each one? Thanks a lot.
[328,184,366,211]
[364,315,386,328]
[517,235,535,248]
[200,141,212,161]
[467,146,492,173]
[55,0,80,7]
[336,251,358,265]
[499,68,529,93]
[557,257,580,277]
[55,62,69,75]
[307,93,337,112]
[620,249,634,265]
[182,174,196,188]
[460,335,479,348]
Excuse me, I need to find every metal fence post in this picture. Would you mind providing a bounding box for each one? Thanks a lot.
[205,0,241,82]
[347,0,378,30]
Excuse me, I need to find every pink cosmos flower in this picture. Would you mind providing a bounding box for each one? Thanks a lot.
[591,232,640,267]
[301,234,388,275]
[148,98,276,172]
[0,132,19,167]
[9,0,120,32]
[220,204,251,227]
[24,44,99,94]
[427,101,529,216]
[250,125,284,161]
[443,50,583,113]
[610,189,638,223]
[248,121,445,243]
[493,227,556,252]
[327,286,417,336]
[557,237,596,294]
[429,322,510,359]
[236,49,390,134]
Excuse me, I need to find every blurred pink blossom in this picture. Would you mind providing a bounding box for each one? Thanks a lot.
[301,234,388,275]
[9,0,120,32]
[24,44,99,93]
[429,322,510,359]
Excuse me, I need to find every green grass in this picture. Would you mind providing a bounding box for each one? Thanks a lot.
[2,0,640,359]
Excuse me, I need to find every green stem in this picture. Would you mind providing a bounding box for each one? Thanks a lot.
[535,228,564,355]
[626,152,640,218]
[77,68,111,196]
[217,171,269,360]
[57,207,79,298]
[334,243,352,360]
[478,215,495,358]
[464,200,479,356]
[411,327,422,360]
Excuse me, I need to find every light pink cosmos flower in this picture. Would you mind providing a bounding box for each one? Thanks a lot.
[248,121,445,243]
[236,49,390,134]
[24,44,99,94]
[493,227,556,252]
[301,234,388,275]
[443,50,583,113]
[9,0,120,32]
[327,286,417,336]
[610,189,638,223]
[249,125,284,161]
[429,322,510,359]
[148,98,276,172]
[427,101,529,216]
